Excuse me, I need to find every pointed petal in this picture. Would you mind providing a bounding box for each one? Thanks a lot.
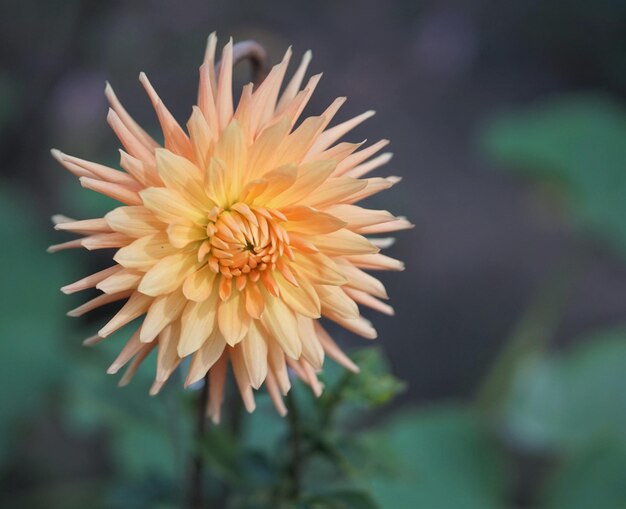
[241,321,268,389]
[186,332,227,386]
[260,292,302,359]
[98,291,153,337]
[140,289,187,342]
[178,287,219,356]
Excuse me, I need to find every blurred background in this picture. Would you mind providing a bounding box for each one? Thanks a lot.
[1,0,626,507]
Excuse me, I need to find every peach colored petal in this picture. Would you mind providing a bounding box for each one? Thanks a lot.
[61,265,123,294]
[140,289,187,342]
[186,331,227,386]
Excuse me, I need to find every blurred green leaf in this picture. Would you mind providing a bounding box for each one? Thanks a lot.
[541,441,626,509]
[502,327,626,452]
[63,333,186,487]
[0,186,74,462]
[481,94,626,255]
[361,406,509,509]
[326,347,405,408]
[304,488,380,509]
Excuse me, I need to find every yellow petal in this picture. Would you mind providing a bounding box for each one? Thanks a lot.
[309,110,375,155]
[213,120,246,199]
[80,176,142,205]
[344,253,405,271]
[155,149,205,205]
[342,176,400,204]
[244,282,265,319]
[208,355,228,424]
[105,206,163,237]
[297,315,324,370]
[230,345,256,413]
[139,72,193,159]
[178,288,219,356]
[217,291,249,346]
[301,176,367,208]
[62,265,123,294]
[274,116,326,166]
[282,206,346,235]
[316,285,359,319]
[292,252,348,286]
[167,220,207,248]
[252,164,297,204]
[185,331,227,386]
[305,229,379,256]
[322,204,395,230]
[241,321,268,389]
[344,287,394,316]
[187,105,213,170]
[138,251,198,296]
[266,160,335,208]
[98,291,153,337]
[183,265,217,302]
[276,49,312,112]
[260,292,302,359]
[140,289,186,342]
[113,232,178,270]
[155,321,181,382]
[336,261,388,299]
[96,268,143,294]
[216,39,234,130]
[248,48,291,133]
[247,117,291,180]
[107,329,143,374]
[140,187,206,224]
[275,271,321,319]
[205,156,230,207]
[267,346,290,396]
[314,322,359,373]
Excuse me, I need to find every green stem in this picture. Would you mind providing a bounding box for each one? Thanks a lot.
[188,375,209,509]
[285,390,303,502]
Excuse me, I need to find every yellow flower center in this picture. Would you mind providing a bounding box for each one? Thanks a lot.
[202,203,293,283]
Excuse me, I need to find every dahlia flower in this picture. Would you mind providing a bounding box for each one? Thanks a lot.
[51,34,409,422]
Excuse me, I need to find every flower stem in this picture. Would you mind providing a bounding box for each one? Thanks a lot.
[188,375,209,509]
[285,390,302,502]
[217,40,270,88]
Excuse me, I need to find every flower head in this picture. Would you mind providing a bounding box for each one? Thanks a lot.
[51,34,410,422]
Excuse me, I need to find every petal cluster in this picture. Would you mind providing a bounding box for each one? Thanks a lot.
[51,34,409,421]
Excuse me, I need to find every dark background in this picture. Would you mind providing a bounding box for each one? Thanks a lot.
[1,1,625,507]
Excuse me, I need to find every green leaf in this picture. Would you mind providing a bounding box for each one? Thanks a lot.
[361,406,509,509]
[541,441,626,509]
[481,94,626,256]
[502,327,626,452]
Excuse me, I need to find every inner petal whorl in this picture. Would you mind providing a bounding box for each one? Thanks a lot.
[203,203,292,282]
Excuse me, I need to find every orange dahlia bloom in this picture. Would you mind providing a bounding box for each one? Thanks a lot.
[51,34,409,422]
